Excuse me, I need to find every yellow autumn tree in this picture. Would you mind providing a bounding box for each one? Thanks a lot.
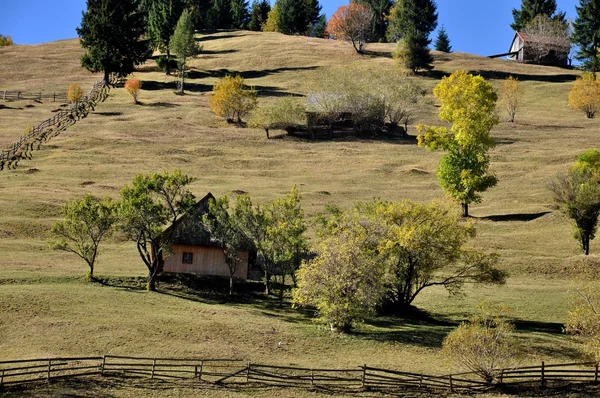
[209,75,257,123]
[66,83,83,104]
[569,72,600,118]
[0,34,13,46]
[500,76,522,123]
[124,77,142,104]
[262,4,280,32]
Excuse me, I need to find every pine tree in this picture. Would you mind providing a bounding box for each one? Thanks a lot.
[147,0,185,75]
[387,0,437,71]
[231,0,250,29]
[435,25,452,53]
[572,0,600,72]
[311,14,327,38]
[184,0,212,29]
[206,0,232,29]
[249,0,271,31]
[511,0,566,31]
[77,0,151,84]
[277,0,308,35]
[170,9,200,94]
[352,0,393,42]
[304,0,324,36]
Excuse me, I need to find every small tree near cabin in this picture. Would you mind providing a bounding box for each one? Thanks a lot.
[500,76,522,123]
[49,194,118,280]
[293,228,386,333]
[203,195,253,295]
[418,70,499,217]
[326,4,374,54]
[523,14,571,64]
[549,149,600,255]
[442,303,520,383]
[569,72,600,119]
[170,9,201,95]
[248,97,306,138]
[209,75,258,123]
[120,170,196,291]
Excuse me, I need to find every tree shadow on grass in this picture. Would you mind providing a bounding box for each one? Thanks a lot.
[186,66,319,81]
[475,211,551,222]
[195,32,248,42]
[201,49,239,55]
[422,69,577,83]
[361,49,393,59]
[142,80,212,93]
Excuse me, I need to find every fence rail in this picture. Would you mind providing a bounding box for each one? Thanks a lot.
[1,90,67,102]
[0,74,120,171]
[1,355,599,394]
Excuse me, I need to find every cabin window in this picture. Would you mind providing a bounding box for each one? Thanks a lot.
[182,252,193,264]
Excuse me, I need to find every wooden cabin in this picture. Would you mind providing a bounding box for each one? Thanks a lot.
[156,193,250,279]
[507,31,570,67]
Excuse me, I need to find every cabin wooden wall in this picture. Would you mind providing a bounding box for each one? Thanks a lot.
[163,245,248,279]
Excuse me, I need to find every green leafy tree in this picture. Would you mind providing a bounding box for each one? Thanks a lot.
[418,70,499,217]
[249,97,307,138]
[231,0,250,29]
[147,0,185,75]
[249,0,271,31]
[77,0,151,84]
[206,0,233,29]
[434,25,452,52]
[352,0,393,42]
[170,9,200,94]
[203,195,253,295]
[442,303,520,383]
[49,194,118,280]
[573,0,600,71]
[316,200,506,313]
[120,170,196,291]
[293,224,386,333]
[511,0,566,32]
[550,149,600,255]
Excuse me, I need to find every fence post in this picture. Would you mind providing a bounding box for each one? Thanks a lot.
[419,375,423,388]
[246,362,251,383]
[47,359,52,382]
[198,360,203,381]
[151,358,156,379]
[540,361,545,388]
[448,375,454,393]
[3,90,6,100]
[101,355,106,375]
[0,369,4,390]
[361,364,366,388]
[595,363,598,384]
[16,92,20,101]
[311,369,315,386]
[499,369,504,385]
[53,93,56,102]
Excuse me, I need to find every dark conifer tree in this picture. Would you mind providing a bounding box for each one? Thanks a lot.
[434,25,452,53]
[206,0,232,29]
[77,0,151,84]
[572,0,600,71]
[277,0,308,35]
[249,0,271,31]
[231,0,250,29]
[511,0,566,31]
[147,0,185,75]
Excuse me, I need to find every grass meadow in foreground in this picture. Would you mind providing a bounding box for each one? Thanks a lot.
[0,31,598,393]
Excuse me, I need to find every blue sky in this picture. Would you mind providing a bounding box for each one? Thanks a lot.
[0,0,580,57]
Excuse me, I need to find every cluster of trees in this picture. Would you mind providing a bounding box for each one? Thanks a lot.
[293,200,506,332]
[261,0,326,37]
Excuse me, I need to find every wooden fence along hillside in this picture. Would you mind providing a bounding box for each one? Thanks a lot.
[0,74,119,171]
[1,355,599,394]
[2,90,67,102]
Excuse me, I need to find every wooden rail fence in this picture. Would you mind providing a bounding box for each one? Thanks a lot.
[2,90,67,102]
[0,74,120,171]
[1,355,599,394]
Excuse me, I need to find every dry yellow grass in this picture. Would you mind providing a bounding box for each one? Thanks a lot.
[0,31,598,393]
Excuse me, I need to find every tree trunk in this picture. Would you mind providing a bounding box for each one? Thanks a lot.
[462,202,469,218]
[165,49,171,76]
[229,275,234,295]
[265,128,270,139]
[103,69,110,87]
[147,269,157,291]
[180,63,185,95]
[582,233,590,255]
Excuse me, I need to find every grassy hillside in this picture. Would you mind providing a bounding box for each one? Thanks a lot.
[0,31,598,395]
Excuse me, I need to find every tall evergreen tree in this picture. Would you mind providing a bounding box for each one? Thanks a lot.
[170,9,200,94]
[352,0,393,42]
[206,0,232,29]
[231,0,250,29]
[511,0,566,31]
[184,0,212,29]
[77,0,151,84]
[310,14,327,38]
[147,0,185,75]
[249,0,271,31]
[304,0,324,33]
[435,25,452,53]
[572,0,600,71]
[387,0,437,71]
[277,0,308,35]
